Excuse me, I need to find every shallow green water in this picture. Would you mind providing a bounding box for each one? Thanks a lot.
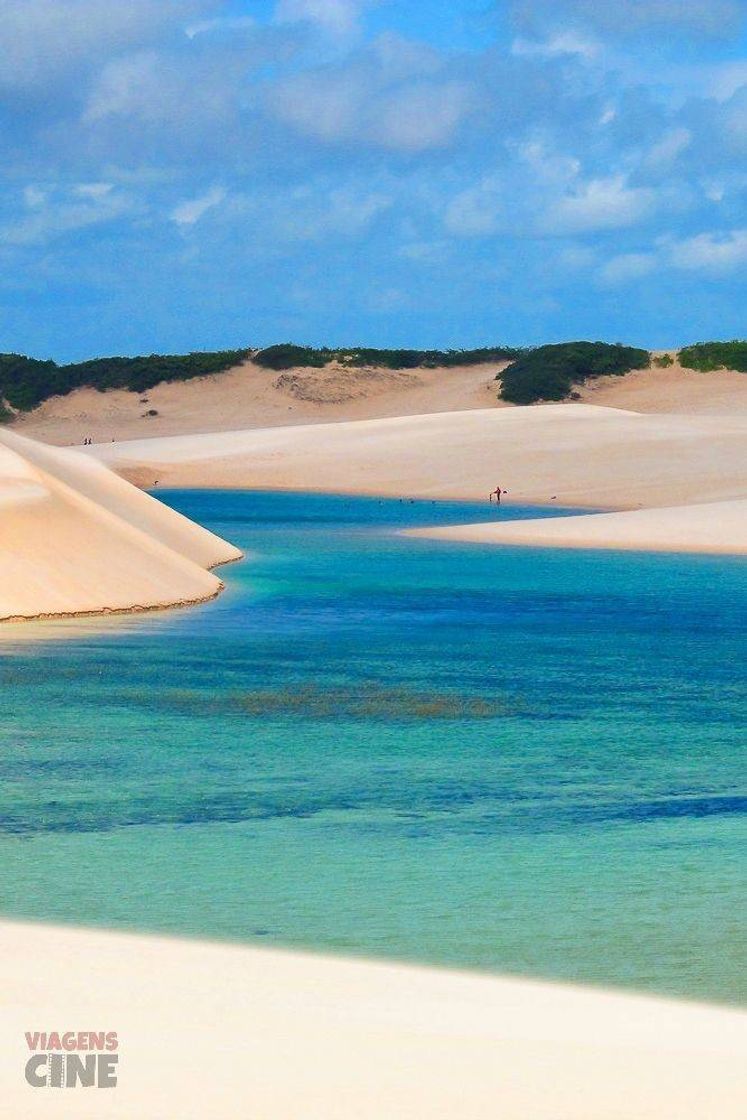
[1,491,745,1003]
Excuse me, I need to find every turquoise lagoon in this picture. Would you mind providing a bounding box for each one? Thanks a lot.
[0,491,745,1004]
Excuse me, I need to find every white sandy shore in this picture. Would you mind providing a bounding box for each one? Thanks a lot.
[412,498,747,555]
[0,429,240,622]
[1,920,745,1120]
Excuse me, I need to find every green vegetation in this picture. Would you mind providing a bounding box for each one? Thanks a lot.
[254,343,521,371]
[678,341,747,373]
[4,336,741,415]
[0,349,251,412]
[498,342,650,405]
[253,344,328,370]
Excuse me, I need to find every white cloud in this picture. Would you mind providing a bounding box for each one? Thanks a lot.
[0,0,211,91]
[74,182,113,200]
[444,177,504,237]
[708,62,747,102]
[443,145,659,243]
[514,0,745,38]
[271,186,392,241]
[275,0,368,37]
[644,127,691,171]
[668,228,747,271]
[703,181,726,203]
[171,187,226,227]
[599,229,747,284]
[511,31,599,60]
[599,251,656,284]
[185,16,255,40]
[367,286,409,312]
[517,140,581,188]
[84,52,169,123]
[309,188,391,237]
[398,240,450,265]
[557,245,596,269]
[269,70,359,141]
[23,186,46,209]
[82,46,243,150]
[540,175,656,235]
[268,40,474,151]
[0,186,132,246]
[372,81,474,151]
[721,85,747,152]
[203,182,391,247]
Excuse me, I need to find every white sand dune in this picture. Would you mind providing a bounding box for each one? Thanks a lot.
[413,498,747,555]
[1,921,745,1120]
[0,429,241,622]
[89,404,747,548]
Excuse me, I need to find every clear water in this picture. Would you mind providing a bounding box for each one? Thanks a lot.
[1,491,745,1004]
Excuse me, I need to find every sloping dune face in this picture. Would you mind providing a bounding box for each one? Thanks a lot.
[0,430,241,622]
[92,403,747,511]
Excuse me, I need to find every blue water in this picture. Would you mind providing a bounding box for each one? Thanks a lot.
[1,491,745,1004]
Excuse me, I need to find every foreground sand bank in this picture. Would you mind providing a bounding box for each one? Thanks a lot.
[1,920,745,1120]
[412,498,747,555]
[0,430,241,622]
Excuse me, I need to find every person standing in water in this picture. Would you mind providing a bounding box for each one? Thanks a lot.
[490,485,503,504]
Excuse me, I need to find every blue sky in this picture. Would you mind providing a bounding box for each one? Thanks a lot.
[1,0,746,360]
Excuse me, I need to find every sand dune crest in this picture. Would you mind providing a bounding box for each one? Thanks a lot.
[0,430,240,622]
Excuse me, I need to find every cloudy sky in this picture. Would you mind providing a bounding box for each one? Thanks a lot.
[2,0,746,360]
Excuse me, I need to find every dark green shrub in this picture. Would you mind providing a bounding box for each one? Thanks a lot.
[346,346,521,369]
[678,341,747,372]
[0,349,251,411]
[254,344,330,370]
[0,354,64,411]
[254,342,329,369]
[254,343,520,371]
[499,342,650,405]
